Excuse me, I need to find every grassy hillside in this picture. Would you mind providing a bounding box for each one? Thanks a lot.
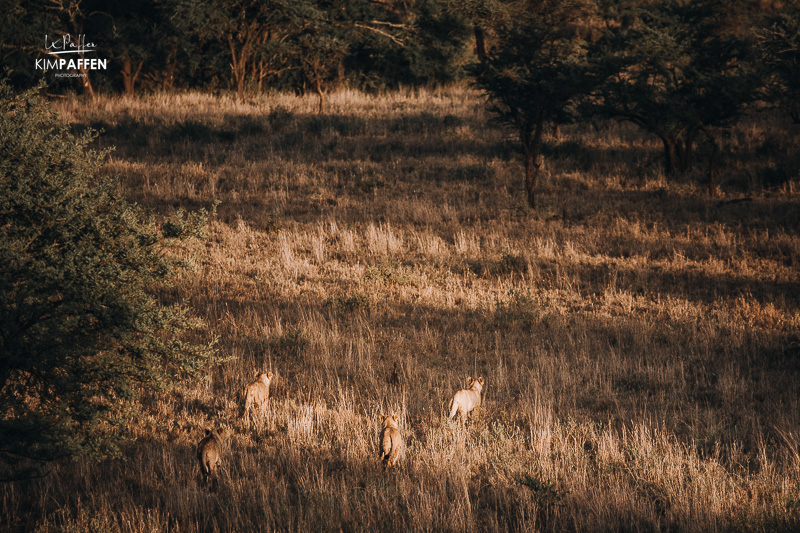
[2,87,799,532]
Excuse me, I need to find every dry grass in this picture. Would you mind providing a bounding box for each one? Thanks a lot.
[3,86,800,531]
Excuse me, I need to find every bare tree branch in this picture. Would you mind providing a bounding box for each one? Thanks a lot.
[354,22,406,46]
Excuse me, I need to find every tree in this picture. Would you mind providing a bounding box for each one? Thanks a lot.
[405,0,473,85]
[291,0,354,113]
[472,0,600,209]
[592,0,762,182]
[341,0,469,91]
[0,80,218,476]
[297,31,348,113]
[0,0,50,90]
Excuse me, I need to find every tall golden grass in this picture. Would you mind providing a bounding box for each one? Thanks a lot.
[2,86,799,532]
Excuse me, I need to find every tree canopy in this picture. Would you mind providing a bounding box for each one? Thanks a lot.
[590,0,763,176]
[472,0,601,208]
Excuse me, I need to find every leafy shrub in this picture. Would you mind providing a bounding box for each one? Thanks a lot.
[324,293,370,313]
[161,200,219,239]
[364,262,408,285]
[0,80,217,468]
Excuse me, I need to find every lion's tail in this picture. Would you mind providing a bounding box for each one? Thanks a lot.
[386,436,401,467]
[448,396,458,419]
[380,432,392,461]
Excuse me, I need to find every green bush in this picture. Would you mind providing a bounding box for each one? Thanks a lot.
[0,80,217,471]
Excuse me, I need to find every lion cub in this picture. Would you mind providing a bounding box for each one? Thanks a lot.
[197,427,229,488]
[243,371,274,420]
[379,411,404,470]
[448,376,485,420]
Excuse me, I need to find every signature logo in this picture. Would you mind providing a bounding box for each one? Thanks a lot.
[44,34,97,55]
[35,34,107,74]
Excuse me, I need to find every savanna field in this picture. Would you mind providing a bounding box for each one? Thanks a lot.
[2,87,800,532]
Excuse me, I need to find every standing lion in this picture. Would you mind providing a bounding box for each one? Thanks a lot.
[197,427,229,488]
[243,371,274,420]
[448,376,485,420]
[379,411,404,470]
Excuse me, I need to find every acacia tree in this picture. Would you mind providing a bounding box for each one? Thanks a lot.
[0,80,218,476]
[592,0,761,180]
[297,31,348,113]
[473,0,599,209]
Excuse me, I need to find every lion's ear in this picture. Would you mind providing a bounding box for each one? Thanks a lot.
[393,413,399,422]
[267,371,274,378]
[466,376,471,383]
[478,377,484,384]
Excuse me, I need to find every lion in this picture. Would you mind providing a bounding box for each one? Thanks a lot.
[448,376,484,420]
[379,411,404,470]
[197,427,229,488]
[243,371,274,420]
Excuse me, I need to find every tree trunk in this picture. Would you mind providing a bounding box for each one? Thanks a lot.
[79,57,94,98]
[122,60,133,95]
[474,25,486,61]
[523,149,539,209]
[257,31,270,93]
[162,45,177,91]
[68,19,94,98]
[521,110,546,209]
[705,131,719,198]
[661,132,697,175]
[310,61,324,114]
[228,34,250,99]
[681,128,698,173]
[121,59,143,96]
[314,77,324,114]
[661,136,679,175]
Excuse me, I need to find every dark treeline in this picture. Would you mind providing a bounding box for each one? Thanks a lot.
[2,0,473,100]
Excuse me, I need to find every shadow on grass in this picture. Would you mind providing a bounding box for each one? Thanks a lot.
[79,110,511,162]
